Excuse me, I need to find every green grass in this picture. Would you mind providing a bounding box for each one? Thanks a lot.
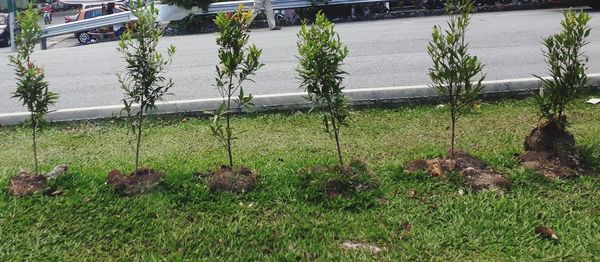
[0,97,599,260]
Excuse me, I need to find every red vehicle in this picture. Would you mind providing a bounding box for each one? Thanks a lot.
[41,4,55,13]
[42,5,54,24]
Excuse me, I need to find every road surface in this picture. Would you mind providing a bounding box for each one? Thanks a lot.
[1,8,600,114]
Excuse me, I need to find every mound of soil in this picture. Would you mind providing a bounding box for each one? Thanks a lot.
[520,121,588,179]
[107,167,164,195]
[209,166,257,193]
[8,172,47,196]
[405,149,510,193]
[524,120,575,151]
[7,165,69,197]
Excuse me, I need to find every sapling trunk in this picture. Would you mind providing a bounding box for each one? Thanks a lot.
[226,113,233,168]
[330,110,344,167]
[226,75,234,168]
[449,92,457,160]
[135,101,145,171]
[29,53,39,175]
[31,113,39,175]
[450,112,456,160]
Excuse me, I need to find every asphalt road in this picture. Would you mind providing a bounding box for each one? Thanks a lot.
[1,8,600,114]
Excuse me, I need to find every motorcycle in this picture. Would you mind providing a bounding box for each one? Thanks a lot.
[43,11,52,24]
[274,9,299,26]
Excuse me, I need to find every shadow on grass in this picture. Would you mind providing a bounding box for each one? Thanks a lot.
[580,143,600,173]
[295,160,384,212]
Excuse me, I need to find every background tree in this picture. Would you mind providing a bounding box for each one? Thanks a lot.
[427,0,485,159]
[534,10,591,130]
[211,6,263,168]
[10,5,59,175]
[118,1,176,171]
[297,11,350,167]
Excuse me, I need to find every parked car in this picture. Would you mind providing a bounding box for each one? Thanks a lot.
[0,13,10,47]
[66,2,128,23]
[71,3,130,44]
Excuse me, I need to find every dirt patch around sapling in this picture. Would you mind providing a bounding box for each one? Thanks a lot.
[7,165,69,197]
[519,120,591,179]
[207,166,257,193]
[298,160,382,208]
[107,167,164,195]
[405,149,510,193]
[8,172,47,197]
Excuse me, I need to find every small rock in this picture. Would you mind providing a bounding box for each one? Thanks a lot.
[462,167,478,176]
[428,162,444,177]
[45,164,68,180]
[339,241,384,254]
[48,189,64,197]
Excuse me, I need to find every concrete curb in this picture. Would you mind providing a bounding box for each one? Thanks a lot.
[1,74,599,125]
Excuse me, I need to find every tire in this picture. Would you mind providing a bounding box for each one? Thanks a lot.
[77,32,91,44]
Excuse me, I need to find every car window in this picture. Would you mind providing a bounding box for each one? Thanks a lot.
[84,9,102,19]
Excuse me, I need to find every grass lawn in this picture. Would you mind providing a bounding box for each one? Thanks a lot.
[0,97,599,260]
